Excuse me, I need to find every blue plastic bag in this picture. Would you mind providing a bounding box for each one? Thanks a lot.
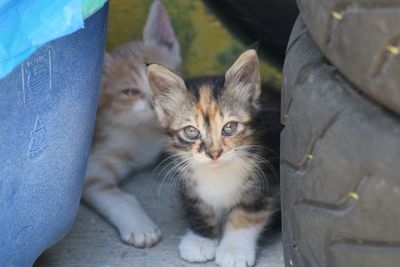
[0,4,108,266]
[0,0,84,80]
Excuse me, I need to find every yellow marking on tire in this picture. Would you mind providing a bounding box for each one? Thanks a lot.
[348,192,359,200]
[307,154,313,160]
[331,11,343,20]
[386,45,399,55]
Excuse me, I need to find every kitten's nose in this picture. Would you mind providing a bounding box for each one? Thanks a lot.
[206,150,222,160]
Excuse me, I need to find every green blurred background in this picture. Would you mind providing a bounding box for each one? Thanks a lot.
[106,0,282,89]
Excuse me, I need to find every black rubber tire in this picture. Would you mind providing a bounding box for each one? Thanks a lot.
[281,17,400,267]
[297,0,400,114]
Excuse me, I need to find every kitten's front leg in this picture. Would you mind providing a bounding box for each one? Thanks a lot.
[83,175,161,248]
[179,193,219,263]
[216,208,271,267]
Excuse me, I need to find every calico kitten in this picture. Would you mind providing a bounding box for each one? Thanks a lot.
[147,50,281,267]
[82,0,181,248]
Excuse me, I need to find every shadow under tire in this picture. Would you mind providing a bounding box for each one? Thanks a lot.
[281,17,400,267]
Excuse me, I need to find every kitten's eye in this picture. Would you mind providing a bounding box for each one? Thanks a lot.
[222,121,238,136]
[121,88,142,97]
[183,126,200,140]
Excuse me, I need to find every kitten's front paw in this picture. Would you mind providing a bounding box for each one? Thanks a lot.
[179,231,217,262]
[120,220,162,248]
[215,243,256,267]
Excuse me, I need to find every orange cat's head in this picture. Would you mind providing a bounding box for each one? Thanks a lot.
[98,0,181,125]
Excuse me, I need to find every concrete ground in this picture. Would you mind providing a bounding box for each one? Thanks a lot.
[35,167,284,267]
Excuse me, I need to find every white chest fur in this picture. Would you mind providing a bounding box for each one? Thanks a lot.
[129,126,164,168]
[104,120,164,169]
[192,162,249,209]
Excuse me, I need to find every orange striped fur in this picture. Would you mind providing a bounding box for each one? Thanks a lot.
[82,0,181,248]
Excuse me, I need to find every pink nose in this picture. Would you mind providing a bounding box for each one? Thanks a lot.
[206,150,222,160]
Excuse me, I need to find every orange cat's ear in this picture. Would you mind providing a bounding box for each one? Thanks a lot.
[103,52,113,74]
[143,0,180,60]
[147,64,186,126]
[224,49,261,104]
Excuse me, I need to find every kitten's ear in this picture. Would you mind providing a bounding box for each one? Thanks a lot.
[224,49,261,104]
[143,0,180,59]
[147,64,187,126]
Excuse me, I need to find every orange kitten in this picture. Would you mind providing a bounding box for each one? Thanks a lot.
[82,0,181,248]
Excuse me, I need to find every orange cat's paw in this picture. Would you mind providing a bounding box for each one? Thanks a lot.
[120,222,161,248]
